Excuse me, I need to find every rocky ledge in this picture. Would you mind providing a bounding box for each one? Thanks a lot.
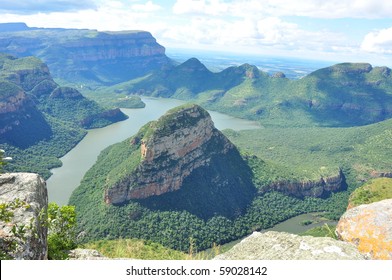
[214,231,365,260]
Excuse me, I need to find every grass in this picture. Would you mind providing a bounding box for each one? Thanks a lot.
[348,177,392,208]
[83,238,223,260]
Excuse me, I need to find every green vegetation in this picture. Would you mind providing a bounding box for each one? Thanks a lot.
[224,117,392,183]
[47,203,78,260]
[84,239,188,260]
[0,200,78,260]
[348,177,392,208]
[0,199,31,260]
[0,54,127,178]
[299,224,337,239]
[114,59,392,128]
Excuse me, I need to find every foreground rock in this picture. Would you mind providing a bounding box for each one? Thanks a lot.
[0,173,48,259]
[214,231,365,260]
[68,249,108,260]
[336,199,392,260]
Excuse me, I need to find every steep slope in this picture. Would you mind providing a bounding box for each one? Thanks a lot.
[0,23,172,85]
[0,54,127,177]
[123,59,392,127]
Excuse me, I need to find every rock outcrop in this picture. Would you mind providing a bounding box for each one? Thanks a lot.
[336,199,392,260]
[214,231,365,260]
[0,173,48,259]
[260,169,345,198]
[104,104,255,218]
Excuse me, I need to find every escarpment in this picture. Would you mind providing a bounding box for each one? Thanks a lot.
[0,24,172,84]
[104,104,256,218]
[260,169,345,198]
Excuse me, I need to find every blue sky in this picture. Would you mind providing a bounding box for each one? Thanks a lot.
[1,0,392,65]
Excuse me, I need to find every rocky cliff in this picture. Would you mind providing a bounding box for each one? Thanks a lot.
[103,104,255,218]
[0,173,48,259]
[0,23,172,85]
[0,53,127,148]
[260,169,345,198]
[214,231,365,260]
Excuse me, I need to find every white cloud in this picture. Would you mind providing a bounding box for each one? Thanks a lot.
[131,1,162,12]
[172,0,392,19]
[173,0,229,16]
[361,27,392,54]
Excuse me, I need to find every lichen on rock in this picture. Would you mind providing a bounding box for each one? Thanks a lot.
[0,173,48,259]
[214,231,365,260]
[336,198,392,260]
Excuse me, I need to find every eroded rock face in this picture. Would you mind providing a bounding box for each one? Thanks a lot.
[104,104,255,214]
[214,231,365,260]
[261,169,345,198]
[0,173,48,259]
[336,199,392,260]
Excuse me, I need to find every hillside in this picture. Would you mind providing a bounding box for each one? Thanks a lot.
[0,53,127,178]
[69,104,350,252]
[114,58,392,127]
[0,23,173,86]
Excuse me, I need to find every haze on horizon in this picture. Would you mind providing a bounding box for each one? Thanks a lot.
[1,0,392,66]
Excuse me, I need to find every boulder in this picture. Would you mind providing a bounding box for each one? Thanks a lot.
[214,231,365,260]
[0,173,48,259]
[336,199,392,260]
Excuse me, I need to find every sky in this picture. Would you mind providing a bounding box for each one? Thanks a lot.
[1,0,392,65]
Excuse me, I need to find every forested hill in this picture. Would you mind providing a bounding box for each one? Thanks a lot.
[0,53,127,177]
[115,58,392,127]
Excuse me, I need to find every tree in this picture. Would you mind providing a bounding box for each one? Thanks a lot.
[0,149,12,173]
[47,202,77,260]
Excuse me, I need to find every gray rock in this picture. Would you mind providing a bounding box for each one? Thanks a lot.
[0,173,48,259]
[214,231,365,260]
[68,249,108,260]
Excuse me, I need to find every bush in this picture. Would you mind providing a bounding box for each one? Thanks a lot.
[47,203,77,260]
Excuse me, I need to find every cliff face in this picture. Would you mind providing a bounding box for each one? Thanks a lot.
[0,24,172,84]
[0,54,127,147]
[261,169,345,198]
[104,104,255,218]
[0,173,48,260]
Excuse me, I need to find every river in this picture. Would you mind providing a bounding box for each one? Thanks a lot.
[46,97,261,205]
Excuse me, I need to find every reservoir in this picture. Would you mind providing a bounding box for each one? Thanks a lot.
[46,97,261,205]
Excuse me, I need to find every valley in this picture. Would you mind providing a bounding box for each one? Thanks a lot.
[1,23,392,259]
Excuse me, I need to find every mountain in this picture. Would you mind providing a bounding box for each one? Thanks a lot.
[0,53,127,177]
[72,104,255,219]
[69,104,350,251]
[119,58,392,127]
[0,23,172,85]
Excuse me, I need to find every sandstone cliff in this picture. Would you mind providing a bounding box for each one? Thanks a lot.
[260,169,345,198]
[214,231,365,260]
[0,173,48,259]
[104,104,255,218]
